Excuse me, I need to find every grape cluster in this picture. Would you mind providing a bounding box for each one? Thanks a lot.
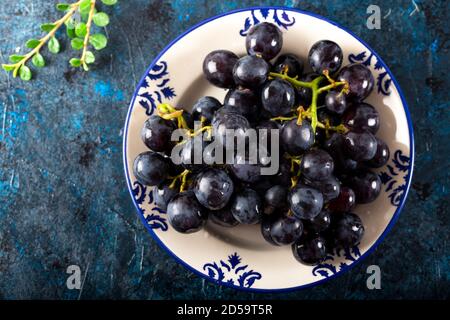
[133,22,390,266]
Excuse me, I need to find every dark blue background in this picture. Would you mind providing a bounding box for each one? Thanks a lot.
[0,0,448,299]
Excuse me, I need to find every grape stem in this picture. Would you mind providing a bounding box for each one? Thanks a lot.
[157,103,190,130]
[269,71,349,133]
[169,169,190,192]
[1,0,83,77]
[189,126,212,138]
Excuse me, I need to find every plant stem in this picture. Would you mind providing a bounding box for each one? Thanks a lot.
[80,0,96,69]
[270,72,350,133]
[269,72,313,88]
[2,1,82,77]
[309,77,322,133]
[317,81,348,94]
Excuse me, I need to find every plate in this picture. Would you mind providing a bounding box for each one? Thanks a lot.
[123,7,414,292]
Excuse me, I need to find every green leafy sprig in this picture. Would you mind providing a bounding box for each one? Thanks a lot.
[1,0,118,81]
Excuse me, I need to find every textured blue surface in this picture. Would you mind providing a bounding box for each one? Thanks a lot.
[0,0,448,299]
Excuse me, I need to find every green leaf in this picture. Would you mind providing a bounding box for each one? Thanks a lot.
[19,65,32,81]
[85,51,95,64]
[89,33,107,50]
[56,3,70,11]
[81,7,97,21]
[65,18,76,29]
[70,58,82,67]
[32,53,45,68]
[2,64,16,72]
[71,38,84,50]
[79,0,92,14]
[40,23,55,32]
[26,39,41,49]
[101,0,118,5]
[48,37,60,54]
[9,55,25,63]
[67,26,76,39]
[93,12,109,27]
[75,22,87,37]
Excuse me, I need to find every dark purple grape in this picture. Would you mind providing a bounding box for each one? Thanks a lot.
[203,50,239,88]
[288,184,323,219]
[308,40,343,74]
[343,131,377,161]
[179,136,208,172]
[167,191,207,233]
[317,107,342,127]
[301,149,334,181]
[325,90,348,114]
[261,215,277,245]
[133,151,169,186]
[343,103,380,134]
[193,168,234,210]
[230,153,262,184]
[324,133,360,173]
[338,63,374,100]
[331,212,364,248]
[303,209,331,234]
[250,176,273,196]
[231,188,263,224]
[224,87,259,121]
[269,215,303,246]
[281,120,314,155]
[270,157,292,186]
[304,175,341,202]
[154,182,177,211]
[315,108,341,145]
[256,120,280,151]
[328,186,356,212]
[292,236,327,265]
[273,53,304,78]
[246,22,283,61]
[212,109,251,148]
[233,55,269,88]
[209,205,239,227]
[192,96,222,124]
[264,185,288,214]
[347,170,381,204]
[141,115,176,152]
[165,154,184,176]
[261,79,296,116]
[366,138,390,168]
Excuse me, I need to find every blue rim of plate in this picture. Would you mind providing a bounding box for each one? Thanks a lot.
[122,6,415,293]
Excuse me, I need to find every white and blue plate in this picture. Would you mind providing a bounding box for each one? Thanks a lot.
[123,7,414,292]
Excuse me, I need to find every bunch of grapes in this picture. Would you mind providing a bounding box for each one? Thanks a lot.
[133,22,390,266]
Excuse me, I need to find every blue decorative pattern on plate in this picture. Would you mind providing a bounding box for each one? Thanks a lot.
[379,150,411,206]
[132,181,168,231]
[136,61,176,116]
[124,7,414,292]
[240,9,296,36]
[312,246,361,278]
[203,253,262,288]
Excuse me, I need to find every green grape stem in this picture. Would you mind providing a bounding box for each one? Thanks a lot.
[169,169,190,192]
[80,0,97,70]
[269,71,349,133]
[1,0,83,77]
